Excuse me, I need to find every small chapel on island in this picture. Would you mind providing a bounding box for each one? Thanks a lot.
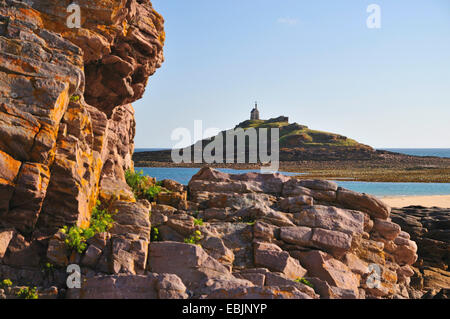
[250,102,260,120]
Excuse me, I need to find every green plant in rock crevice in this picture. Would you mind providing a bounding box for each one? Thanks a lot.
[194,218,204,226]
[70,95,80,102]
[41,262,55,274]
[295,277,314,288]
[151,227,161,242]
[16,286,38,299]
[1,279,12,289]
[61,201,114,254]
[125,169,163,201]
[184,230,202,246]
[236,216,256,225]
[144,185,163,201]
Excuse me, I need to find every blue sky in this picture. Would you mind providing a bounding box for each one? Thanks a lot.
[134,0,450,148]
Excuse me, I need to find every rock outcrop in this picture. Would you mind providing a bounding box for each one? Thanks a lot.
[391,207,450,296]
[0,0,164,296]
[0,0,163,233]
[58,167,421,299]
[28,0,164,116]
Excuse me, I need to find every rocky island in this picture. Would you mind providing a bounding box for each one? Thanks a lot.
[134,115,450,183]
[0,0,448,300]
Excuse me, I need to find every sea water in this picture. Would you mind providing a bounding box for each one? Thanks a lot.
[136,167,450,197]
[379,148,450,158]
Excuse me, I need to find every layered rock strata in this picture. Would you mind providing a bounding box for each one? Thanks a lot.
[39,167,420,299]
[0,0,164,293]
[391,207,450,295]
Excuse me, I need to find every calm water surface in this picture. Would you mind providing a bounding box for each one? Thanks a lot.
[136,167,450,197]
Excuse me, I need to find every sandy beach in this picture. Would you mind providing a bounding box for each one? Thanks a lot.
[382,195,450,209]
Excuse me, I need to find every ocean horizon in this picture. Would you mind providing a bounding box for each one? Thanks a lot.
[379,148,450,158]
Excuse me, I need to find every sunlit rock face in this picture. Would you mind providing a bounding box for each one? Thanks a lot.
[28,0,165,116]
[0,0,164,237]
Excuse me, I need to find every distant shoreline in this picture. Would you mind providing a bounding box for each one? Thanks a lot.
[132,147,450,183]
[132,157,450,183]
[135,147,450,158]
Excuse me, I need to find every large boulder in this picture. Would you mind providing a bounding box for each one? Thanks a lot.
[310,228,353,258]
[109,200,151,240]
[264,272,318,298]
[108,200,151,275]
[66,274,188,299]
[236,203,294,227]
[293,205,365,235]
[278,195,314,213]
[298,250,360,296]
[282,179,337,202]
[148,242,252,295]
[200,222,254,269]
[297,180,338,192]
[373,218,402,241]
[189,167,290,195]
[201,236,235,269]
[305,277,359,299]
[280,226,313,246]
[391,207,449,268]
[337,188,391,220]
[254,242,307,280]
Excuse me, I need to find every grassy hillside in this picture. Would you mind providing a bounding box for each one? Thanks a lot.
[133,116,379,165]
[236,118,369,149]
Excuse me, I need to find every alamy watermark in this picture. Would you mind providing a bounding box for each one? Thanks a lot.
[171,121,280,173]
[366,263,382,289]
[367,4,381,29]
[67,3,81,29]
[66,264,81,289]
[62,3,380,32]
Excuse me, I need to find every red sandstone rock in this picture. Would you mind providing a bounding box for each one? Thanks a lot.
[66,274,187,299]
[253,221,280,243]
[254,242,307,280]
[282,179,337,202]
[101,104,136,180]
[3,163,50,233]
[298,250,360,296]
[280,226,313,246]
[28,0,165,115]
[278,195,314,213]
[310,228,353,258]
[205,286,313,299]
[337,187,391,219]
[297,179,339,192]
[294,205,365,235]
[0,229,14,258]
[264,272,318,298]
[148,242,240,293]
[190,167,290,195]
